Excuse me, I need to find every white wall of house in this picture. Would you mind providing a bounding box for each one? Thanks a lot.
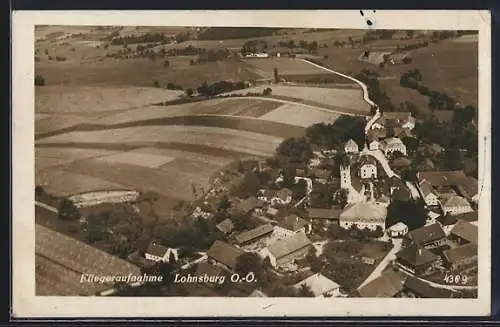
[444,204,474,215]
[360,164,377,179]
[339,220,385,231]
[369,141,380,151]
[385,144,407,156]
[424,193,439,206]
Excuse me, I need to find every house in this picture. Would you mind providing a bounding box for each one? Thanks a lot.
[145,242,179,263]
[306,208,341,223]
[265,207,279,218]
[366,132,380,151]
[194,262,226,288]
[442,195,473,215]
[449,219,478,245]
[426,210,441,225]
[384,112,415,129]
[191,205,213,219]
[207,240,244,271]
[274,214,311,239]
[403,223,446,249]
[339,202,387,231]
[395,243,440,275]
[293,273,341,297]
[387,222,409,238]
[418,171,479,205]
[419,180,439,207]
[391,157,412,169]
[235,223,274,246]
[443,243,478,270]
[359,156,378,179]
[370,115,387,130]
[344,139,359,154]
[258,188,293,205]
[403,276,455,298]
[357,270,407,297]
[261,232,312,268]
[216,218,235,235]
[380,137,407,156]
[233,196,265,214]
[454,176,479,204]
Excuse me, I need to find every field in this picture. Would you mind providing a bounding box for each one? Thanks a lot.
[243,57,332,78]
[259,103,339,127]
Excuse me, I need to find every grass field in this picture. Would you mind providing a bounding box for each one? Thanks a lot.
[243,57,331,78]
[259,103,339,127]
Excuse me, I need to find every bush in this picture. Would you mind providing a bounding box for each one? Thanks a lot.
[262,87,272,96]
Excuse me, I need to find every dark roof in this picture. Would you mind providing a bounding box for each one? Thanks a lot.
[278,214,309,232]
[146,242,168,257]
[357,270,407,298]
[216,218,235,234]
[235,223,274,245]
[267,232,312,259]
[437,214,458,226]
[396,243,438,267]
[207,240,244,270]
[443,243,478,265]
[195,262,225,279]
[453,211,478,223]
[418,170,467,187]
[404,276,455,298]
[419,180,436,198]
[450,220,478,244]
[307,208,341,220]
[391,157,412,168]
[406,223,445,246]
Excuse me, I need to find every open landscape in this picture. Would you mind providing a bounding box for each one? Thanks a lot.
[35,25,479,300]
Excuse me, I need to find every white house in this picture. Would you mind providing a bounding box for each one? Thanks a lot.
[442,195,474,215]
[293,273,341,297]
[381,137,407,156]
[260,232,312,268]
[419,180,439,207]
[339,202,387,231]
[369,139,380,151]
[387,222,409,238]
[258,188,293,206]
[273,214,312,240]
[145,242,179,263]
[344,139,359,154]
[360,163,377,179]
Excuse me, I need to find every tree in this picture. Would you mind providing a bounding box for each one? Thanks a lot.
[218,195,231,212]
[35,74,45,86]
[58,198,80,221]
[335,189,348,209]
[164,59,170,68]
[276,137,314,166]
[297,284,315,297]
[231,213,256,231]
[291,179,308,201]
[234,252,266,286]
[262,87,272,96]
[185,88,194,97]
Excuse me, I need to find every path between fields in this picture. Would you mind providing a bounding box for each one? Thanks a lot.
[357,238,403,290]
[300,59,376,108]
[35,201,58,213]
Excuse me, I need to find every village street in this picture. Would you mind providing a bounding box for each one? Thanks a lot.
[357,238,403,289]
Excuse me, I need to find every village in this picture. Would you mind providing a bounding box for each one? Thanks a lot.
[125,104,479,298]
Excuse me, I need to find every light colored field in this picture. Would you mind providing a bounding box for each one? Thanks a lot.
[135,147,238,167]
[260,103,339,127]
[36,168,128,196]
[35,86,183,113]
[37,125,283,157]
[94,151,176,168]
[243,57,330,78]
[36,147,121,160]
[227,85,368,112]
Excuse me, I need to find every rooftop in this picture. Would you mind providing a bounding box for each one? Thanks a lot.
[235,223,274,245]
[340,203,387,223]
[278,214,309,232]
[267,232,312,260]
[357,270,407,297]
[216,218,235,234]
[307,208,341,220]
[293,273,340,297]
[406,223,445,246]
[396,243,438,267]
[443,195,471,208]
[207,240,244,270]
[389,222,408,232]
[443,243,478,264]
[146,242,169,257]
[450,219,478,244]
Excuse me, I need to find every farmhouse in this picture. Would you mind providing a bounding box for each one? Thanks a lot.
[419,180,439,207]
[274,214,311,239]
[395,243,440,275]
[293,273,341,297]
[449,219,478,245]
[417,171,478,203]
[339,202,387,231]
[442,195,473,215]
[387,222,409,238]
[258,188,293,205]
[443,243,478,270]
[145,242,179,263]
[344,139,359,154]
[261,232,312,268]
[357,270,407,298]
[207,240,244,271]
[403,223,446,249]
[235,223,274,247]
[306,208,341,223]
[216,218,235,235]
[380,137,407,156]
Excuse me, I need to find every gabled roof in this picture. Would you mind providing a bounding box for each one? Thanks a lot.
[443,195,471,208]
[420,180,436,198]
[340,202,387,223]
[391,157,412,168]
[384,137,405,147]
[406,223,445,246]
[293,273,340,297]
[278,214,309,232]
[216,218,235,234]
[396,243,438,267]
[453,211,478,223]
[443,243,477,265]
[404,276,455,298]
[235,223,274,245]
[267,232,312,260]
[207,240,244,270]
[418,170,467,187]
[345,139,358,149]
[307,208,341,220]
[146,242,168,257]
[450,220,478,244]
[389,222,408,232]
[357,270,407,297]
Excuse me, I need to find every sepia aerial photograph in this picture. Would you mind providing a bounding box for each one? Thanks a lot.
[34,25,480,299]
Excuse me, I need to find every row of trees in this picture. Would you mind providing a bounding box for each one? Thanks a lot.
[108,32,173,45]
[355,69,396,111]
